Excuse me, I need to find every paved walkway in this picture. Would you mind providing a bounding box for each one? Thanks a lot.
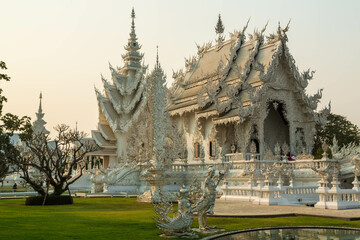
[213,200,360,220]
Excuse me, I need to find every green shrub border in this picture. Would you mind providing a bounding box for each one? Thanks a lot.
[25,195,73,205]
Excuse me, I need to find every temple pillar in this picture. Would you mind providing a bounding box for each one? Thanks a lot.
[203,118,213,162]
[108,156,117,168]
[103,156,109,169]
[186,113,196,162]
[258,119,265,157]
[115,132,128,162]
[304,123,315,153]
[289,123,296,154]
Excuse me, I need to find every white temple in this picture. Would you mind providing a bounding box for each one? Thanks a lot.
[67,10,360,209]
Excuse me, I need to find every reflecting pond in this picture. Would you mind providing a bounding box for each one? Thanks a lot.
[216,228,360,240]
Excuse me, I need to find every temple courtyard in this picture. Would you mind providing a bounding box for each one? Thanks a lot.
[214,200,360,220]
[1,197,360,240]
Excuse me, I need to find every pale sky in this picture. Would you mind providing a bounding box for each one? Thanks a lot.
[1,0,359,136]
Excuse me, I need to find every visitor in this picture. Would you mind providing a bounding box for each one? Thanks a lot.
[13,183,17,192]
[288,153,295,161]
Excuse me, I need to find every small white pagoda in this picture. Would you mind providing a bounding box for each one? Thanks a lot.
[32,92,49,135]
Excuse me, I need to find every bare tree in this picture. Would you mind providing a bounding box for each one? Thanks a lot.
[0,60,32,185]
[14,124,97,196]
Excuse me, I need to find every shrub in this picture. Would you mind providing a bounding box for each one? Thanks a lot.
[25,195,73,206]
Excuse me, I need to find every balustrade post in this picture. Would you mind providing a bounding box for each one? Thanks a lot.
[314,178,329,209]
[277,175,283,189]
[352,176,360,202]
[289,178,294,187]
[222,180,228,201]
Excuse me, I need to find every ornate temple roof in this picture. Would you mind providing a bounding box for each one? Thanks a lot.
[92,8,148,150]
[168,19,328,125]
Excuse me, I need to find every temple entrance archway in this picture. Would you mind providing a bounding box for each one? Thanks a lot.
[264,101,289,153]
[250,138,260,153]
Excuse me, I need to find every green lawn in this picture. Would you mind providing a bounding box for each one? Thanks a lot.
[0,198,360,240]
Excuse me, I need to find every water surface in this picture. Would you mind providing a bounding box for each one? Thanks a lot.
[216,228,360,240]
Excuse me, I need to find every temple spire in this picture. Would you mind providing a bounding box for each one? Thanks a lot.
[36,92,44,119]
[33,92,49,134]
[215,13,225,47]
[39,92,43,112]
[131,8,135,26]
[122,7,143,70]
[156,45,159,70]
[129,7,138,48]
[215,14,225,35]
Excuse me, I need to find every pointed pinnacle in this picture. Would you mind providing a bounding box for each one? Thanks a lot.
[277,21,282,35]
[131,8,136,30]
[243,17,251,33]
[131,7,135,19]
[283,19,291,33]
[261,20,269,34]
[38,91,43,113]
[215,13,225,35]
[156,45,159,69]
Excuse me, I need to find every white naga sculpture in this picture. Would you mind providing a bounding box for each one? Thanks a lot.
[153,166,225,237]
[154,186,196,238]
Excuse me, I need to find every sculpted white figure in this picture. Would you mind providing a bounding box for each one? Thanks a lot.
[89,169,106,193]
[154,186,197,238]
[193,166,225,230]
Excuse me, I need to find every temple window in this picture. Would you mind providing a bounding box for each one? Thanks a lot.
[194,143,200,158]
[209,141,216,157]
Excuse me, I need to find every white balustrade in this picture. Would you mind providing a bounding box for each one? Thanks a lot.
[221,184,319,206]
[170,157,360,210]
[315,184,360,210]
[170,162,230,172]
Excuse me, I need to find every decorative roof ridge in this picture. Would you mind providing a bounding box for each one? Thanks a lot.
[198,21,264,115]
[169,38,279,115]
[170,20,251,115]
[169,20,299,117]
[170,19,251,101]
[206,37,235,52]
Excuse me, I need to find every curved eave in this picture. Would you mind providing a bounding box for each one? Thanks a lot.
[112,66,145,96]
[98,123,116,141]
[97,95,118,130]
[91,130,116,149]
[118,94,147,132]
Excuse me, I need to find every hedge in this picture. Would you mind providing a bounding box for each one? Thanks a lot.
[25,195,73,205]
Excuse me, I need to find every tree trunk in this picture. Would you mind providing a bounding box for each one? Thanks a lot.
[52,183,66,196]
[31,184,46,196]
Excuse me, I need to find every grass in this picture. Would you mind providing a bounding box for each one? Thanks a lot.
[0,198,360,240]
[0,186,28,189]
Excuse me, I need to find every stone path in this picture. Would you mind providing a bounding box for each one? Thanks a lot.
[213,200,360,220]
